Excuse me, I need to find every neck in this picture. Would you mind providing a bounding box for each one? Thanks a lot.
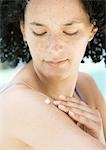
[34,67,79,100]
[45,74,78,100]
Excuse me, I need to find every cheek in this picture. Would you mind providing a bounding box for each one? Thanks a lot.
[66,34,88,64]
[25,27,47,59]
[27,36,47,59]
[68,34,88,55]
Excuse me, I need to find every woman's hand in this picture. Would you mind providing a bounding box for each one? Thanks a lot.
[53,95,105,144]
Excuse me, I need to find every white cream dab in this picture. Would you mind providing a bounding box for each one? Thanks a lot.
[44,98,51,104]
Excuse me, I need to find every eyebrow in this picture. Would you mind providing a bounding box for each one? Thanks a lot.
[30,22,44,26]
[29,21,81,27]
[64,21,81,26]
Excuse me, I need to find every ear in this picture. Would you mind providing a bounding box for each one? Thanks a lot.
[20,20,26,40]
[88,21,98,42]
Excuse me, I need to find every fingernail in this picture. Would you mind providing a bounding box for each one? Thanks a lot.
[59,95,65,99]
[58,104,65,109]
[68,111,74,116]
[53,101,59,105]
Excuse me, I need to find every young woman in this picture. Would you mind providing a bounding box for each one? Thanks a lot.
[0,0,106,149]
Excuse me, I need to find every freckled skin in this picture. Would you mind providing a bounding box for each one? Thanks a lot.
[23,0,95,80]
[1,0,105,150]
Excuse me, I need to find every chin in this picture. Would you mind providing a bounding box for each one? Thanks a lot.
[43,70,71,81]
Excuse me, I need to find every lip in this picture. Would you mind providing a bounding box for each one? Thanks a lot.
[44,59,68,67]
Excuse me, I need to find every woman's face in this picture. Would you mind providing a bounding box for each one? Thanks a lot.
[20,0,97,79]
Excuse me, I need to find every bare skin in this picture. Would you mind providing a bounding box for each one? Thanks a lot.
[0,60,106,150]
[0,0,106,149]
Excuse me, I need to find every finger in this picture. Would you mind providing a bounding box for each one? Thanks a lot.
[57,105,78,124]
[77,122,84,130]
[58,104,69,113]
[69,107,100,122]
[57,102,101,123]
[53,100,94,115]
[57,103,98,123]
[58,95,87,106]
[53,99,101,122]
[53,100,97,117]
[56,103,102,131]
[53,99,102,127]
[68,111,100,130]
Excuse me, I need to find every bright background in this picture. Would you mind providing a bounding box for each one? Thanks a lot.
[0,58,106,99]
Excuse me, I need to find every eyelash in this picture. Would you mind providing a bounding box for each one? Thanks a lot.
[63,31,78,36]
[32,31,47,36]
[32,31,78,37]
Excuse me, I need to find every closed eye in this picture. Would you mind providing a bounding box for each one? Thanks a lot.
[32,31,47,36]
[32,30,78,37]
[63,31,78,36]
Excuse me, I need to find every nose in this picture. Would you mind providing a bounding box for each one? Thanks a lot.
[48,34,63,53]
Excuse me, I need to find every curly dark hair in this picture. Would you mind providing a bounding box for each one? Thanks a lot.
[0,0,106,68]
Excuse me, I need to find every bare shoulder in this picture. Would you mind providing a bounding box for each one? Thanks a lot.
[77,71,105,107]
[0,82,105,149]
[78,71,106,139]
[0,85,77,148]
